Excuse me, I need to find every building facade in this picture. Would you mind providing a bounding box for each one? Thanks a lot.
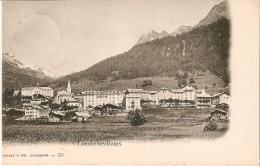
[83,90,124,109]
[21,87,53,97]
[67,101,83,108]
[211,93,230,105]
[55,80,73,104]
[180,85,196,101]
[55,90,73,104]
[125,93,141,111]
[78,85,229,110]
[196,90,212,108]
[24,105,49,119]
[125,89,150,100]
[148,91,157,105]
[156,87,173,104]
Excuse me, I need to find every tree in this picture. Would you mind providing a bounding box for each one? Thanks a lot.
[181,79,187,87]
[15,89,22,103]
[3,88,15,108]
[173,99,180,108]
[141,79,152,87]
[213,82,216,86]
[50,103,60,110]
[189,77,195,84]
[184,99,188,104]
[205,86,208,90]
[6,108,24,117]
[177,82,182,89]
[159,99,166,104]
[178,79,187,88]
[168,98,174,103]
[183,72,188,79]
[127,109,147,126]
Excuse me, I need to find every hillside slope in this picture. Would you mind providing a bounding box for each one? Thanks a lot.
[50,71,225,94]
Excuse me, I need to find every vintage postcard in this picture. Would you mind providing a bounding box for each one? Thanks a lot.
[1,0,259,165]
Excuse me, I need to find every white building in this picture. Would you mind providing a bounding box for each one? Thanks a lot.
[125,93,141,111]
[171,86,196,101]
[148,91,157,104]
[83,90,124,109]
[55,90,73,104]
[67,101,83,108]
[125,89,149,100]
[196,90,212,108]
[21,87,53,97]
[55,80,73,104]
[211,93,230,105]
[172,89,185,101]
[23,105,49,120]
[180,85,196,101]
[73,93,84,103]
[156,87,172,104]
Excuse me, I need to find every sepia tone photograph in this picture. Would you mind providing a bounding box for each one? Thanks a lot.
[1,0,259,165]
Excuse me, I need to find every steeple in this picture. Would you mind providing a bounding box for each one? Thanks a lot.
[67,80,71,94]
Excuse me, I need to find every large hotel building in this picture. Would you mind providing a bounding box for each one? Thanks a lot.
[21,86,54,97]
[82,90,125,109]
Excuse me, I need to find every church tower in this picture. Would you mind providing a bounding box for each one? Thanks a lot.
[67,80,71,94]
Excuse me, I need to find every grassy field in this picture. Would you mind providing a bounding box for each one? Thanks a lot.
[2,107,229,144]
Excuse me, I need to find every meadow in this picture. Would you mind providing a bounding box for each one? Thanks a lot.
[2,107,228,144]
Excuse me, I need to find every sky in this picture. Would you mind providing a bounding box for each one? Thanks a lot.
[3,0,224,77]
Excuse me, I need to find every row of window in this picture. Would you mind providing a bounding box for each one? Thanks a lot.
[25,111,36,114]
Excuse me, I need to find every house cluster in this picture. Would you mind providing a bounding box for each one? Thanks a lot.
[21,81,231,113]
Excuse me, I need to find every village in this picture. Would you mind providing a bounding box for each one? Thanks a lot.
[3,80,230,123]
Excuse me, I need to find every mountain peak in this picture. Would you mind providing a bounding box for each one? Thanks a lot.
[161,30,169,36]
[150,30,158,34]
[171,26,192,36]
[135,30,169,45]
[194,0,229,28]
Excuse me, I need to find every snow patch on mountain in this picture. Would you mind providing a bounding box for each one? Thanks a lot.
[2,53,55,78]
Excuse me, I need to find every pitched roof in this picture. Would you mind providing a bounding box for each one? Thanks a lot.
[210,109,228,115]
[172,89,184,93]
[196,93,211,97]
[196,89,211,97]
[22,87,53,90]
[161,87,169,90]
[127,89,146,93]
[181,85,195,91]
[75,112,91,117]
[49,112,64,118]
[212,92,230,97]
[57,90,71,96]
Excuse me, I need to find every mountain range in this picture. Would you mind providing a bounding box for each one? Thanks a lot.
[136,26,193,45]
[2,53,52,89]
[135,1,228,45]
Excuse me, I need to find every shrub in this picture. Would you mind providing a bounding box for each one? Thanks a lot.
[127,109,147,126]
[203,122,218,131]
